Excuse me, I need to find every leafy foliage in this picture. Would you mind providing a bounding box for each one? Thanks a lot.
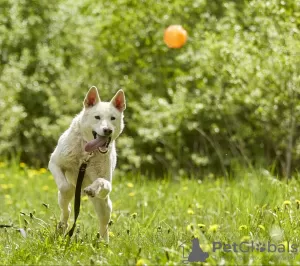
[0,0,299,175]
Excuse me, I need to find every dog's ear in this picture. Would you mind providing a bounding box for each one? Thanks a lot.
[83,86,101,108]
[111,90,126,112]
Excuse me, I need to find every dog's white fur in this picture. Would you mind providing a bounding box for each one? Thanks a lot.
[48,86,126,242]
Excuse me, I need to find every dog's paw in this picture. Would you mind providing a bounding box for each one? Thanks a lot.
[84,186,98,197]
[84,179,111,198]
[56,221,68,234]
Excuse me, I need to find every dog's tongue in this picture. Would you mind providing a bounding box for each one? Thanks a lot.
[85,136,108,152]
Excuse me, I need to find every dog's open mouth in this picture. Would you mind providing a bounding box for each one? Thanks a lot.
[84,131,111,153]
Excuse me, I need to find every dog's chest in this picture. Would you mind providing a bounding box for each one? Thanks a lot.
[60,141,84,168]
[64,153,112,187]
[85,154,111,180]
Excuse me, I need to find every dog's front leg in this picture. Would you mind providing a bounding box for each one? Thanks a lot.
[89,196,112,242]
[83,178,111,199]
[84,178,112,241]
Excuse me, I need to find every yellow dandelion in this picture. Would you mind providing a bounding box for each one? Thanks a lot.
[109,231,115,237]
[127,182,134,188]
[239,225,248,231]
[198,224,206,229]
[187,209,194,215]
[183,186,188,191]
[82,195,89,201]
[0,184,12,190]
[186,224,194,232]
[0,162,7,168]
[19,162,26,168]
[131,213,137,218]
[42,185,49,191]
[283,200,291,208]
[295,200,300,209]
[129,192,135,197]
[28,169,38,178]
[136,259,148,266]
[0,184,8,189]
[39,168,47,174]
[208,224,219,233]
[258,224,265,231]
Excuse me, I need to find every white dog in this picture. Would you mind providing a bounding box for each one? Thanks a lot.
[48,86,126,242]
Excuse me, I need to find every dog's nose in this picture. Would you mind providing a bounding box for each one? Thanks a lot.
[103,128,112,136]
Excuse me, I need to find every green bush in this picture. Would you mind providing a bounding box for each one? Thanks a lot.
[0,0,299,176]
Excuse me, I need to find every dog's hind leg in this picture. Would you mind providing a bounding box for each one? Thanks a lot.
[90,197,112,242]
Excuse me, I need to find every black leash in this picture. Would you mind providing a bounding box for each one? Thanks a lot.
[67,162,88,237]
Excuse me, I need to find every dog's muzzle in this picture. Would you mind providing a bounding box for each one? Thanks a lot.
[84,131,111,153]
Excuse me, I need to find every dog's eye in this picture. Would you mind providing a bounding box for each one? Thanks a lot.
[95,116,101,120]
[111,116,116,121]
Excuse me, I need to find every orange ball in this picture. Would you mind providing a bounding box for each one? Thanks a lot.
[164,25,187,49]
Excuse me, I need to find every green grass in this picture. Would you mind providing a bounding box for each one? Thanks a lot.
[1,162,300,265]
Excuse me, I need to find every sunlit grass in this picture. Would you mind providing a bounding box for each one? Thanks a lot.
[1,162,300,264]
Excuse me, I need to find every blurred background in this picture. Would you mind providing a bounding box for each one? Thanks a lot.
[0,0,299,177]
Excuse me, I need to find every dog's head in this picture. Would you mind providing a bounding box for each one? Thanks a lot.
[80,86,126,154]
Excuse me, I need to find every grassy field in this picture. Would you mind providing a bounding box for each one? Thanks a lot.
[1,162,300,265]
